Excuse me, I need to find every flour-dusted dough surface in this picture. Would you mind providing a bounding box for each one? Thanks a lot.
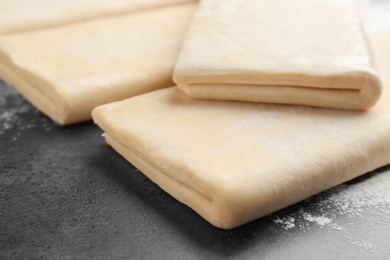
[0,3,196,125]
[174,0,382,110]
[93,34,390,229]
[0,0,195,35]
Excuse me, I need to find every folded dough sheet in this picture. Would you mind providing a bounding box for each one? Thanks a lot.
[93,34,390,229]
[174,0,382,110]
[0,0,195,35]
[0,3,196,125]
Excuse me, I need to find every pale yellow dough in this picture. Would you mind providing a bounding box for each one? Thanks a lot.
[0,0,195,35]
[93,34,390,229]
[0,3,196,125]
[173,0,382,110]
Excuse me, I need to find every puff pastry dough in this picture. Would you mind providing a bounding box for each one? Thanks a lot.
[0,3,196,124]
[93,34,390,229]
[0,0,195,35]
[174,0,382,110]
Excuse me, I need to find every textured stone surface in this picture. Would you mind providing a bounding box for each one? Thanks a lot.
[1,80,390,259]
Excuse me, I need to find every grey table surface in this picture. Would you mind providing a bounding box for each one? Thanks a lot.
[1,78,390,260]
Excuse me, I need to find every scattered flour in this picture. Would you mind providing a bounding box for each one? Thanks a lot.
[302,213,332,227]
[272,166,390,252]
[0,104,32,133]
[0,82,55,136]
[273,216,295,230]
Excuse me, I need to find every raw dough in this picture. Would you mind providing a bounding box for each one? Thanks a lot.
[173,0,382,110]
[0,3,196,125]
[0,0,195,35]
[93,34,390,229]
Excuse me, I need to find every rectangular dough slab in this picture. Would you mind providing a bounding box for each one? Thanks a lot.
[173,0,382,110]
[0,0,195,35]
[93,34,390,229]
[0,3,196,125]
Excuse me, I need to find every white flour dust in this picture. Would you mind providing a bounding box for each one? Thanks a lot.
[0,83,54,136]
[0,87,31,134]
[0,104,31,133]
[302,213,332,227]
[272,167,390,252]
[273,216,295,230]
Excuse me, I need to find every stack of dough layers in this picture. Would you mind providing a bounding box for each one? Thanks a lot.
[174,0,382,110]
[92,34,390,229]
[0,3,196,124]
[0,0,194,35]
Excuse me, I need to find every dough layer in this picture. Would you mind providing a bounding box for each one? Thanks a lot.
[0,3,196,124]
[0,0,195,35]
[93,34,390,229]
[173,0,382,110]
